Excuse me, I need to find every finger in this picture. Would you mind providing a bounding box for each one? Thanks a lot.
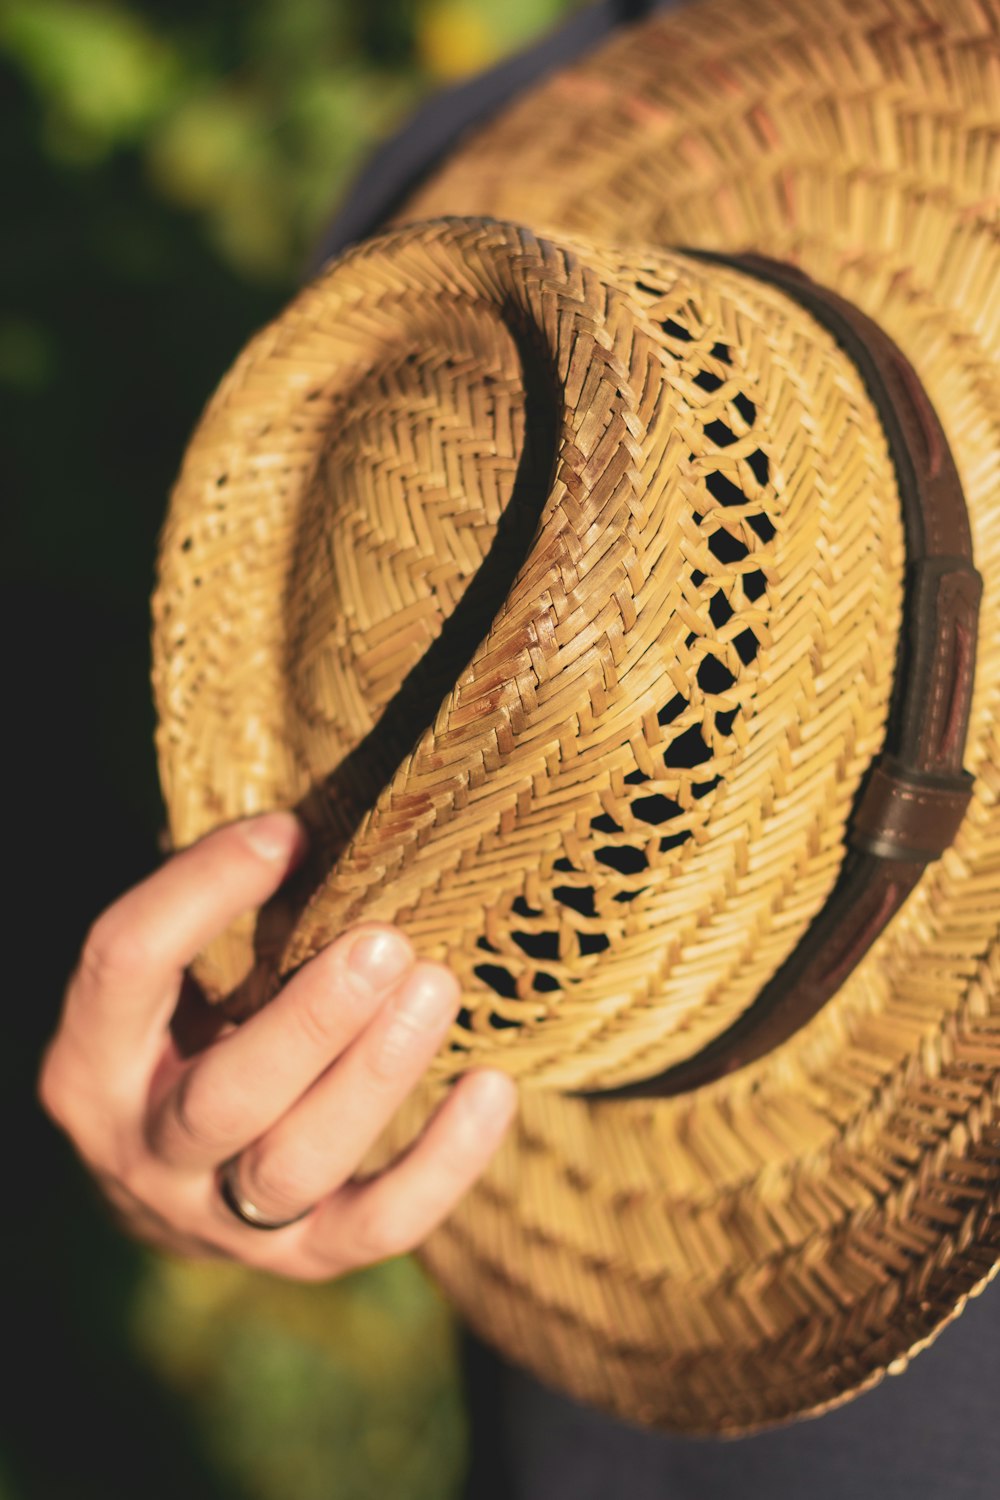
[150,923,415,1171]
[304,1070,518,1275]
[60,812,306,1074]
[226,961,462,1229]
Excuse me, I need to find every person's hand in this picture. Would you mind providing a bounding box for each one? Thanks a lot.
[38,812,517,1278]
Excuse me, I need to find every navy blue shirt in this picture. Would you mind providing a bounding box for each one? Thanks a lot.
[314,4,1000,1495]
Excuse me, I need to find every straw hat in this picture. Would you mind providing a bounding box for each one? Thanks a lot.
[152,0,1000,1434]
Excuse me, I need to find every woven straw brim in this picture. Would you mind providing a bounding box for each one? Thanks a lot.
[153,0,1000,1434]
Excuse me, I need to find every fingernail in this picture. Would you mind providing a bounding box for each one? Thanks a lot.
[240,811,306,861]
[347,928,413,991]
[465,1070,518,1124]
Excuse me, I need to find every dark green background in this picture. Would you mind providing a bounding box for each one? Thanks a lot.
[2,3,574,1496]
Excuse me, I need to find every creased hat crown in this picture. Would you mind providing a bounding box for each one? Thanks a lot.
[156,217,905,1093]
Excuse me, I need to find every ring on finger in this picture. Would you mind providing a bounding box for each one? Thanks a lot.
[218,1156,313,1232]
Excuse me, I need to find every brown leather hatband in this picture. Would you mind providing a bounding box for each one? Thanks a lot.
[588,251,982,1100]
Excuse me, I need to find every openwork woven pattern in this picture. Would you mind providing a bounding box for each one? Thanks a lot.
[156,225,903,1091]
[153,0,1000,1435]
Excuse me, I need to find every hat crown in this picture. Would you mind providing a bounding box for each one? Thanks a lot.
[156,216,904,1091]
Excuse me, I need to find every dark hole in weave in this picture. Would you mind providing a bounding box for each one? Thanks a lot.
[691,568,707,586]
[180,536,193,552]
[693,774,722,799]
[659,317,695,342]
[632,792,682,824]
[657,692,687,726]
[624,767,649,785]
[533,971,561,993]
[685,631,699,648]
[698,654,737,693]
[692,510,704,524]
[215,473,228,488]
[591,811,623,835]
[473,963,519,1000]
[596,844,649,875]
[512,895,542,918]
[554,884,597,918]
[488,1010,523,1030]
[554,856,577,873]
[706,470,748,507]
[709,590,734,627]
[664,724,711,767]
[476,935,500,954]
[747,448,770,485]
[613,886,647,903]
[743,568,767,601]
[247,332,565,1005]
[708,528,749,565]
[578,931,611,956]
[732,391,756,424]
[512,929,561,961]
[734,628,761,665]
[694,369,724,393]
[660,830,692,852]
[711,342,732,363]
[716,706,739,736]
[704,419,738,448]
[748,512,776,542]
[635,279,662,297]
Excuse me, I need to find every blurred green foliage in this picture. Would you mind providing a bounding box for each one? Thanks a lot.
[2,2,576,1498]
[130,1256,466,1500]
[1,0,573,279]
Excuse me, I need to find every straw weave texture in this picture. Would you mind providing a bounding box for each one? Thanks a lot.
[153,0,1000,1433]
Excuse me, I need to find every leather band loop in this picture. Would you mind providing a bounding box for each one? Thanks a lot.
[587,252,981,1100]
[850,759,974,863]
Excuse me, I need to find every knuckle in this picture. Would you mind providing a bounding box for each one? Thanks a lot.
[291,980,346,1052]
[111,1152,152,1203]
[80,910,159,991]
[351,1200,412,1263]
[36,1045,100,1151]
[367,1013,425,1084]
[436,1129,479,1180]
[239,1147,311,1219]
[171,1072,243,1155]
[36,1045,71,1129]
[366,977,457,1084]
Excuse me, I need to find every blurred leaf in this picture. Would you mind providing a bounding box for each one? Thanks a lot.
[244,0,354,73]
[416,0,498,79]
[146,88,263,210]
[0,0,179,158]
[0,316,56,390]
[0,1448,24,1500]
[146,87,297,276]
[130,1253,467,1500]
[486,0,581,46]
[417,0,577,79]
